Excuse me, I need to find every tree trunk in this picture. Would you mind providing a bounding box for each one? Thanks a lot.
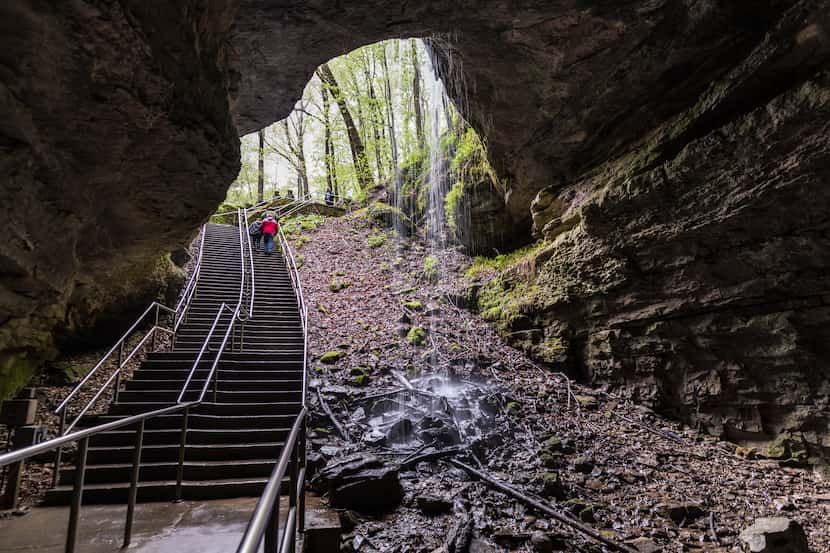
[257,129,265,203]
[317,63,374,191]
[380,46,398,172]
[362,51,386,182]
[411,40,425,151]
[322,85,334,193]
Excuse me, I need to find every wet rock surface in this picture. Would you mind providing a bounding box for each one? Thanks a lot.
[739,518,811,553]
[296,214,830,553]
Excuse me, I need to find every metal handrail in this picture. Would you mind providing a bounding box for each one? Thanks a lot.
[54,302,176,434]
[176,209,248,403]
[236,219,310,553]
[0,215,255,553]
[277,227,309,409]
[243,207,256,317]
[174,225,206,331]
[55,224,206,432]
[235,408,307,553]
[0,400,198,553]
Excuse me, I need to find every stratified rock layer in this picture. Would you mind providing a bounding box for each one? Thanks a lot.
[489,3,830,462]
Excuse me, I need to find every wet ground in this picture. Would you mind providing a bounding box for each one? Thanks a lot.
[0,498,259,553]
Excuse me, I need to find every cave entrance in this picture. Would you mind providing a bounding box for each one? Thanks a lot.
[222,38,505,254]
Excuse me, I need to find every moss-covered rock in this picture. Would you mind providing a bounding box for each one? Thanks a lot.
[329,280,350,293]
[407,326,427,346]
[403,300,423,310]
[540,471,564,498]
[366,202,414,235]
[367,233,386,248]
[319,351,346,364]
[350,373,371,387]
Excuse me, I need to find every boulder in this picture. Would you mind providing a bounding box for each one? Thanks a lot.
[416,495,453,515]
[311,453,403,513]
[656,502,708,526]
[739,518,811,553]
[329,466,403,513]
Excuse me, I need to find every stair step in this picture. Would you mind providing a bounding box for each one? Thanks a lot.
[125,378,301,390]
[44,477,271,505]
[109,401,302,417]
[117,389,302,403]
[90,412,301,430]
[85,441,287,464]
[58,459,280,486]
[88,427,291,447]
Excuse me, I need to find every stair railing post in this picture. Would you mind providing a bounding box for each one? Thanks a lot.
[287,437,299,553]
[212,366,218,403]
[114,341,125,404]
[151,304,160,351]
[123,418,145,548]
[298,421,306,533]
[175,407,189,502]
[65,436,89,553]
[53,409,67,487]
[264,497,279,553]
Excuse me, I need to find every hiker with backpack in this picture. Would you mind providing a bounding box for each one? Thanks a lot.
[260,213,279,255]
[248,219,262,250]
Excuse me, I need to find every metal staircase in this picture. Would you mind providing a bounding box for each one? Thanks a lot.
[0,207,309,553]
[44,223,304,504]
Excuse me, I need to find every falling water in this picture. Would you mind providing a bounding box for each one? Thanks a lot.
[360,40,497,451]
[423,51,451,247]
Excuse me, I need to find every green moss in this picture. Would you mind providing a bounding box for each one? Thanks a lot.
[281,214,326,236]
[541,471,563,496]
[444,180,466,234]
[506,401,521,413]
[0,353,41,401]
[403,300,423,310]
[534,337,567,364]
[407,326,427,346]
[0,322,58,400]
[366,202,413,234]
[350,374,371,387]
[574,395,598,409]
[319,351,346,364]
[476,274,541,334]
[735,446,757,460]
[424,256,439,283]
[367,233,387,248]
[465,241,549,279]
[329,280,351,292]
[543,436,563,452]
[760,433,809,465]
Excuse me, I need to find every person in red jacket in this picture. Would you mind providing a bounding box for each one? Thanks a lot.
[260,214,279,255]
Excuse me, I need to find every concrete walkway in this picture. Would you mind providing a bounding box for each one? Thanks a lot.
[0,498,259,553]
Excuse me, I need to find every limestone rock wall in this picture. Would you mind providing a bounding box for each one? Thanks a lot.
[506,3,830,461]
[0,1,240,397]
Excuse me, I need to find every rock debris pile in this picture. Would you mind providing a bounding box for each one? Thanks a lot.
[297,213,829,553]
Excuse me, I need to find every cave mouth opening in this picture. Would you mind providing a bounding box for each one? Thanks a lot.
[222,37,507,255]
